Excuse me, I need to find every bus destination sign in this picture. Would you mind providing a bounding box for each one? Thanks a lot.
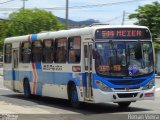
[95,28,151,40]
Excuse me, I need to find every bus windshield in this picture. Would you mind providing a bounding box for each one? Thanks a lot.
[95,41,154,77]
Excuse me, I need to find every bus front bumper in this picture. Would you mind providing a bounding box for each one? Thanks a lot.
[93,86,155,103]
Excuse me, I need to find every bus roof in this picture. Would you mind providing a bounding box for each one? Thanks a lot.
[4,25,149,43]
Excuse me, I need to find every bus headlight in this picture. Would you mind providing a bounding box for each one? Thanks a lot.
[142,78,155,90]
[96,80,112,92]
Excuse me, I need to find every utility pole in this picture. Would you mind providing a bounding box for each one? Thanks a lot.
[22,0,27,10]
[121,11,125,25]
[65,0,69,30]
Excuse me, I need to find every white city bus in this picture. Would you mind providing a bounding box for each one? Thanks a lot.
[3,25,155,107]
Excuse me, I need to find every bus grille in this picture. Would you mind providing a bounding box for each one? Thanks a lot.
[114,87,140,90]
[108,79,145,86]
[117,93,138,98]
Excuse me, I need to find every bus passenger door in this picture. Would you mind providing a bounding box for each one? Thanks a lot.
[12,49,19,91]
[83,42,93,100]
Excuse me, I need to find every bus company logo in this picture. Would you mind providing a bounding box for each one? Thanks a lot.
[43,65,63,71]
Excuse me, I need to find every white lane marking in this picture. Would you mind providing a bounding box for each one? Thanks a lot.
[0,88,10,91]
[156,88,160,92]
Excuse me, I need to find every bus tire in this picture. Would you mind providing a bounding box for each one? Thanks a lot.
[69,83,80,108]
[23,79,31,98]
[118,102,131,108]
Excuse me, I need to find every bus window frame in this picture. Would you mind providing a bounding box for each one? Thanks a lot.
[31,40,43,63]
[42,39,54,63]
[4,43,12,64]
[68,36,81,64]
[54,37,67,63]
[20,41,31,63]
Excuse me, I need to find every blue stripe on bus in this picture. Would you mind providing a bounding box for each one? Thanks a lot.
[36,83,43,96]
[4,70,81,85]
[4,70,13,80]
[12,70,16,80]
[4,69,155,94]
[4,69,155,88]
[4,71,82,96]
[31,34,37,41]
[35,63,41,69]
[93,73,155,89]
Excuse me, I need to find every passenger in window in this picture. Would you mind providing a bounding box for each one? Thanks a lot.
[73,38,81,49]
[5,45,12,63]
[69,50,76,63]
[22,42,31,63]
[43,40,53,63]
[75,51,80,62]
[6,54,11,63]
[43,48,53,63]
[57,49,66,63]
[32,46,42,63]
[69,50,80,63]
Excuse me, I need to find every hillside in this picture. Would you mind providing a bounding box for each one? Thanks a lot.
[57,17,100,25]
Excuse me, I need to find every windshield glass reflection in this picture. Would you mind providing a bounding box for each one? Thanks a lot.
[95,41,154,77]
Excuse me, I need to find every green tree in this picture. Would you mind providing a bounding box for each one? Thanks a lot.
[0,9,64,51]
[129,1,160,40]
[7,9,64,36]
[0,20,10,51]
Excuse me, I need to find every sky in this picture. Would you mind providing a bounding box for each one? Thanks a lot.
[0,0,159,25]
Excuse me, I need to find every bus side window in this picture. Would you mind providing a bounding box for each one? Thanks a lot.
[42,39,54,63]
[55,38,67,63]
[68,36,81,63]
[21,41,31,63]
[4,44,12,63]
[32,40,42,63]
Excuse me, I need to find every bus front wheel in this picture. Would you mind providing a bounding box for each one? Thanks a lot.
[69,84,80,108]
[23,79,31,98]
[118,102,131,108]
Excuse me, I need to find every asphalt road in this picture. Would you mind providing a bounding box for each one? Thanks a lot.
[0,76,160,120]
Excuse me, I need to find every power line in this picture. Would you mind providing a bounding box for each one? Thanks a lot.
[0,0,15,4]
[0,0,153,26]
[41,0,153,10]
[0,0,153,11]
[105,15,122,23]
[105,11,135,24]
